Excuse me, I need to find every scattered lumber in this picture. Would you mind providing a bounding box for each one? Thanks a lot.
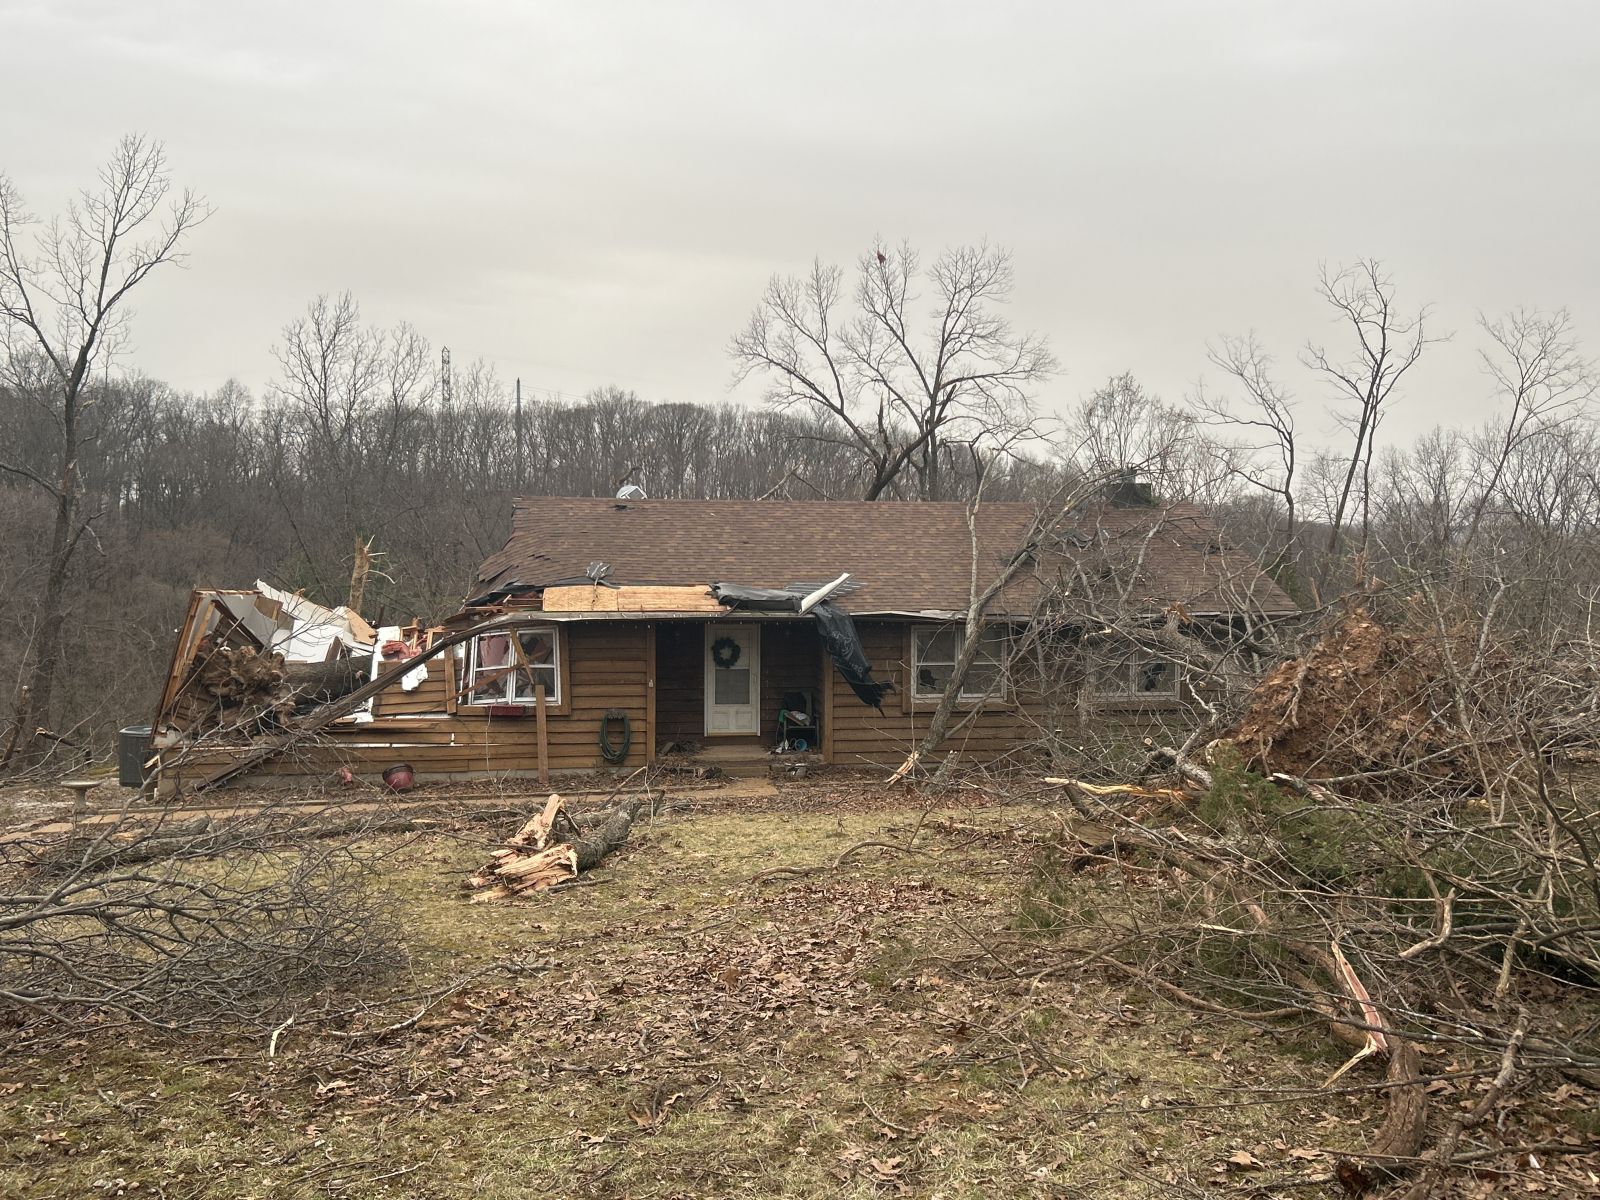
[465,792,644,901]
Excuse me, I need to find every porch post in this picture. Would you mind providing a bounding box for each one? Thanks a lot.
[819,638,834,765]
[645,622,657,764]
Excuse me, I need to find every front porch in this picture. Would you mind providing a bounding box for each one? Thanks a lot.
[653,619,827,765]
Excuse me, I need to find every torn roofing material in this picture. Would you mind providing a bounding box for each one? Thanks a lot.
[255,580,376,660]
[475,498,1297,618]
[712,582,891,709]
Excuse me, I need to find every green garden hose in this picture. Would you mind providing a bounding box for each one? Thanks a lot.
[598,709,632,764]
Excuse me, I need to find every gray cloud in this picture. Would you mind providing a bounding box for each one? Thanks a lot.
[3,0,1597,441]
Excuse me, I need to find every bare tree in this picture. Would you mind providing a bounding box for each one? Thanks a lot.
[1069,372,1240,506]
[0,136,208,768]
[1197,333,1299,567]
[729,240,1055,500]
[1465,307,1596,546]
[1302,259,1440,559]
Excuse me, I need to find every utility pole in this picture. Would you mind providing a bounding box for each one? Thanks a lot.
[514,377,525,489]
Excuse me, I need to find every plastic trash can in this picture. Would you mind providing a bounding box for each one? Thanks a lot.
[118,725,152,788]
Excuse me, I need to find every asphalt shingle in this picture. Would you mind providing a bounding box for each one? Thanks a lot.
[473,498,1297,617]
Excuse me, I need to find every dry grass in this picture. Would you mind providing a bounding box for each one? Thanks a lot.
[0,780,1375,1198]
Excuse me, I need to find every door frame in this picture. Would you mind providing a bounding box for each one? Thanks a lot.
[703,622,761,736]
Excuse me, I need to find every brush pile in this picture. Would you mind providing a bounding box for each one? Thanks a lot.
[466,793,645,901]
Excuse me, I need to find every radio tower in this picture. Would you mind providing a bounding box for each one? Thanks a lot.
[440,346,453,405]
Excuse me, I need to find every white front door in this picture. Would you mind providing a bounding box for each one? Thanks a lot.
[705,623,760,734]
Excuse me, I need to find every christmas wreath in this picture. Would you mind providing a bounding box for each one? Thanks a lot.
[710,636,742,669]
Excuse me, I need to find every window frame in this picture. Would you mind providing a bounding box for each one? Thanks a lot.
[1088,649,1183,705]
[464,625,567,709]
[906,623,1013,709]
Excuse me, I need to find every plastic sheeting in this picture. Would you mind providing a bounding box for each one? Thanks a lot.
[709,583,804,611]
[811,602,892,709]
[712,583,891,710]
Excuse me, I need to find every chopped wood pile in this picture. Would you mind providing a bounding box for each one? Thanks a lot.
[465,793,644,901]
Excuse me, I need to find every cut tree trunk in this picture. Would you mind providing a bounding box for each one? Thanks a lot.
[466,793,645,901]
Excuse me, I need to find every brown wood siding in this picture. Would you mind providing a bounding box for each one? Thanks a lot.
[158,617,1193,787]
[644,620,824,748]
[826,620,1044,767]
[760,623,821,741]
[654,622,703,742]
[370,664,450,716]
[159,621,651,784]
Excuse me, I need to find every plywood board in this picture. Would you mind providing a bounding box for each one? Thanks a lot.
[542,584,723,613]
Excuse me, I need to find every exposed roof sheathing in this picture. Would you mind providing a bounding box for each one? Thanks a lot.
[542,584,724,613]
[475,498,1297,618]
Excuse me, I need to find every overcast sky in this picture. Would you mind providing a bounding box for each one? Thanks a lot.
[3,1,1597,444]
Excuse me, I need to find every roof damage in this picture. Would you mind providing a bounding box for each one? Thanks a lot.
[475,497,1298,618]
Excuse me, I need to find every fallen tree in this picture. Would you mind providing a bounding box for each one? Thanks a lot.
[1032,598,1600,1193]
[0,806,406,1035]
[465,793,645,900]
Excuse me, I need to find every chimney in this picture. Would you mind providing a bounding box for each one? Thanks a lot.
[1106,467,1155,507]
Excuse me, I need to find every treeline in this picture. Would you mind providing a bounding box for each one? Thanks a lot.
[3,134,1597,766]
[0,330,1048,750]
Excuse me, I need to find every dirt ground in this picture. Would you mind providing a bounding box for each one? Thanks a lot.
[0,775,1584,1198]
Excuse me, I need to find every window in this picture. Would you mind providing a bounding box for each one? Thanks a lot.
[1090,650,1181,700]
[912,625,1009,702]
[467,628,559,704]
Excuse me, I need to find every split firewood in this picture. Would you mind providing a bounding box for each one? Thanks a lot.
[465,793,644,901]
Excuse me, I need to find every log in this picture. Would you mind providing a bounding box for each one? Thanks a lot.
[566,797,644,872]
[284,657,366,704]
[464,793,645,901]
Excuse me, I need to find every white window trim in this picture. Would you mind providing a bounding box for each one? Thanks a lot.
[1090,650,1181,700]
[466,627,561,706]
[911,625,1010,703]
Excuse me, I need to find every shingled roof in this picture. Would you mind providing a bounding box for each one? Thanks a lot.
[473,498,1297,617]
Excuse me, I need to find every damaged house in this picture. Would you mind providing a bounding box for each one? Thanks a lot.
[148,495,1296,792]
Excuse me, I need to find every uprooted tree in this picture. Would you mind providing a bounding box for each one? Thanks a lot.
[1040,590,1600,1192]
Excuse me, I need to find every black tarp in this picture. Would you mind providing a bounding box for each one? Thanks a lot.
[811,602,893,709]
[711,583,892,710]
[709,583,804,611]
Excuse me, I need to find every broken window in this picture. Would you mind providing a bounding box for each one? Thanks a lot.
[1090,650,1181,700]
[912,625,1009,702]
[468,628,559,705]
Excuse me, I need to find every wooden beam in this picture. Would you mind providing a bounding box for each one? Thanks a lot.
[645,622,657,764]
[798,572,850,615]
[542,584,723,613]
[535,683,550,786]
[820,637,835,765]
